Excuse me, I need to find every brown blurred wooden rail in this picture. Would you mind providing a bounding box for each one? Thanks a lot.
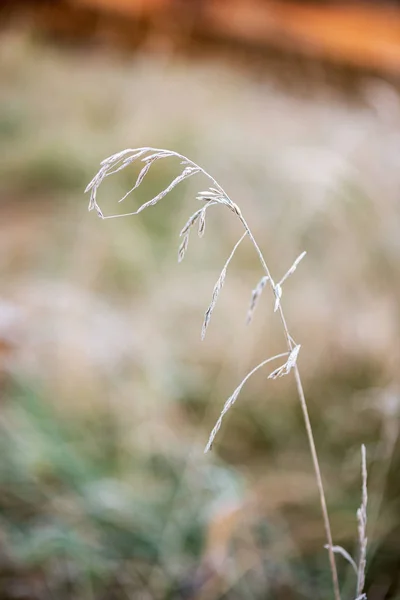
[4,0,400,74]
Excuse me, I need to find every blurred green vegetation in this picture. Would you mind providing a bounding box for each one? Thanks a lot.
[0,381,240,598]
[0,27,400,600]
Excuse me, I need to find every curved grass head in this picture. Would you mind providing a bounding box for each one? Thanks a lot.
[86,146,368,600]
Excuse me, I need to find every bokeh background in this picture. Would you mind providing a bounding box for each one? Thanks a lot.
[1,1,400,598]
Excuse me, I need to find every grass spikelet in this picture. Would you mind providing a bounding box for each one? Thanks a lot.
[278,251,307,286]
[100,147,144,167]
[106,149,149,172]
[180,209,203,237]
[357,444,368,599]
[180,202,217,239]
[204,352,289,453]
[246,275,269,324]
[273,283,283,312]
[86,148,151,215]
[201,268,226,340]
[117,161,153,203]
[197,188,222,202]
[325,545,358,575]
[142,150,174,162]
[268,344,301,379]
[133,166,200,216]
[201,232,247,340]
[198,207,207,237]
[178,233,190,263]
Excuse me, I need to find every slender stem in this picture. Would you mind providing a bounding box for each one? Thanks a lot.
[175,154,340,599]
[186,159,341,598]
[293,365,341,600]
[90,148,341,600]
[238,213,341,600]
[356,444,367,597]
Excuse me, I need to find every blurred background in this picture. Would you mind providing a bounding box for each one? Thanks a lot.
[1,1,400,598]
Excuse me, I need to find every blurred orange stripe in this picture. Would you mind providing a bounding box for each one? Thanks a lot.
[205,1,400,72]
[68,0,400,72]
[70,0,170,17]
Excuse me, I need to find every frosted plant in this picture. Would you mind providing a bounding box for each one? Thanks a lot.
[86,146,368,600]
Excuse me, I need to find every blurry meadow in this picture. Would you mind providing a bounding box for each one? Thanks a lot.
[1,7,400,599]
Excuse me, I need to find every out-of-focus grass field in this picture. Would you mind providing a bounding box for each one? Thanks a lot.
[0,23,400,600]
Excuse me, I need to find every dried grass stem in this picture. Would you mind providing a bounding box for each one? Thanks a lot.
[86,146,342,600]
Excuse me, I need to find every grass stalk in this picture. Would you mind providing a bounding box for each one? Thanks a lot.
[86,146,342,600]
[238,212,341,600]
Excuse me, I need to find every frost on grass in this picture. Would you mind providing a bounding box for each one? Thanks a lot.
[86,147,308,448]
[86,147,307,449]
[87,148,236,220]
[87,146,355,600]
